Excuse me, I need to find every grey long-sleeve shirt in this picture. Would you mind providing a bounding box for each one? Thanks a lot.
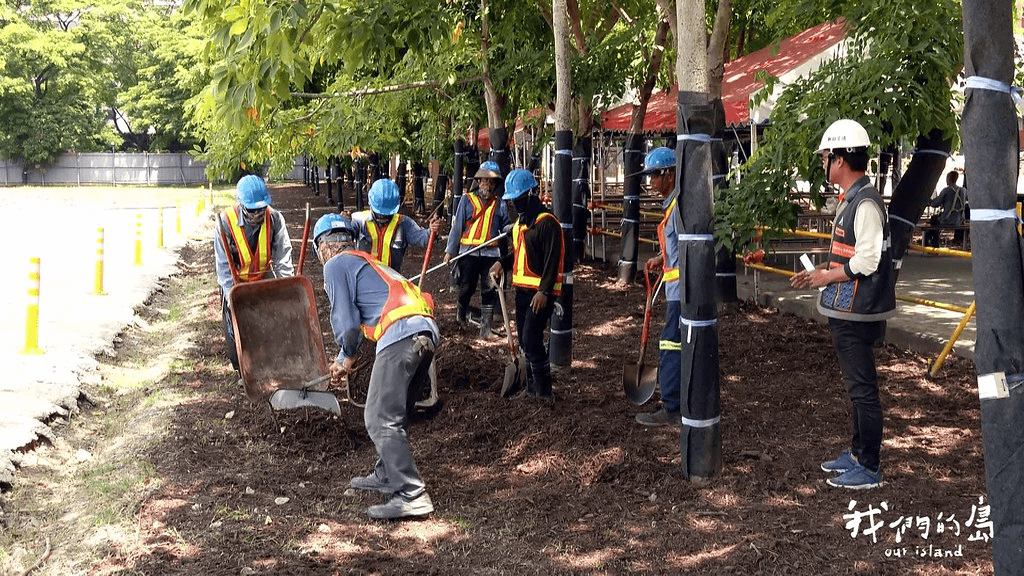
[214,206,293,294]
[322,252,439,363]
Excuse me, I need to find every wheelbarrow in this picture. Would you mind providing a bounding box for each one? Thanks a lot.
[220,204,340,414]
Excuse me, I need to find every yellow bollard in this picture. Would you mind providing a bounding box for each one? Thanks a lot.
[157,208,164,249]
[20,257,44,355]
[176,202,182,235]
[93,228,107,295]
[134,213,143,266]
[197,198,205,216]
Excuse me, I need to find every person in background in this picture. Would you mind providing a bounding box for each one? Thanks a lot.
[445,161,512,336]
[313,213,438,519]
[349,178,443,275]
[924,170,968,247]
[214,175,293,374]
[634,147,682,427]
[489,169,564,400]
[790,119,896,490]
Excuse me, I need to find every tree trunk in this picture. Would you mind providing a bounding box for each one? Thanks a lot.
[961,1,1024,572]
[676,0,721,482]
[886,130,951,272]
[550,0,574,369]
[617,19,670,283]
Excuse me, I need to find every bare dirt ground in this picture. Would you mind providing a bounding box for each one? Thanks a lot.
[1,182,991,575]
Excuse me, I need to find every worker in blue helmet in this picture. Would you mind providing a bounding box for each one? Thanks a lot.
[635,146,683,427]
[348,178,443,274]
[489,169,564,400]
[312,212,439,520]
[444,160,512,335]
[214,174,294,373]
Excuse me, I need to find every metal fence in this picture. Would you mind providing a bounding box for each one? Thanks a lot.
[1,153,306,186]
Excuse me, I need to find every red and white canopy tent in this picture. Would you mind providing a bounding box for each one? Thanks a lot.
[599,21,847,133]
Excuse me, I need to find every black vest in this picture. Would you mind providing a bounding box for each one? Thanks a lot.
[817,177,897,321]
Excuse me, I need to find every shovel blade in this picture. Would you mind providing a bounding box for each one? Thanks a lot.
[623,362,657,405]
[501,361,522,397]
[269,389,342,414]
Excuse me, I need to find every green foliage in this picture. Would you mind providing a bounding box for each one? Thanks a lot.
[116,9,207,152]
[184,0,557,178]
[0,0,204,166]
[720,0,963,252]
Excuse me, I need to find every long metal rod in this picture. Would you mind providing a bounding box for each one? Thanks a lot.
[408,231,507,284]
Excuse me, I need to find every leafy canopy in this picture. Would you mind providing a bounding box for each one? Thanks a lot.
[719,0,963,251]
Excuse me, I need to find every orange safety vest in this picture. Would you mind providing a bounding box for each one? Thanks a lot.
[222,206,272,282]
[460,194,498,247]
[656,199,679,283]
[511,212,564,295]
[348,251,435,342]
[363,213,402,267]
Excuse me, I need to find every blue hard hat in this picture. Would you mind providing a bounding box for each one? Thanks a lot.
[236,175,271,209]
[368,178,401,215]
[475,161,501,179]
[313,213,357,248]
[642,147,676,174]
[503,169,538,200]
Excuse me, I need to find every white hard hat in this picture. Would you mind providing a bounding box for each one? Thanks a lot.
[817,119,871,153]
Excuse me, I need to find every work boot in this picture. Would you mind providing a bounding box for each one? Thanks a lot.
[478,306,496,338]
[527,361,554,400]
[635,406,680,427]
[456,306,468,327]
[350,470,392,494]
[367,491,434,520]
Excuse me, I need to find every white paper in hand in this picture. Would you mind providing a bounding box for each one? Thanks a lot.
[800,254,825,292]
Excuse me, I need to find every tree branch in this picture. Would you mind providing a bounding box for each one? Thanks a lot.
[291,76,484,99]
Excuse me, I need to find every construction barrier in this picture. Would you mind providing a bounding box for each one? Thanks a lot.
[134,213,143,266]
[20,257,43,355]
[93,228,107,296]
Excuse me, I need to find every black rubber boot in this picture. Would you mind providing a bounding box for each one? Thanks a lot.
[456,306,468,326]
[528,361,554,400]
[478,306,495,338]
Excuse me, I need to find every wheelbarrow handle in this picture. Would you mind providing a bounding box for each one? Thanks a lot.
[297,203,312,276]
[418,229,437,290]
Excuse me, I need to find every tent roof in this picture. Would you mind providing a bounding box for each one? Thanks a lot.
[599,20,847,132]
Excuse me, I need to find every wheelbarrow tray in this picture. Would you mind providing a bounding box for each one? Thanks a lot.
[229,276,330,404]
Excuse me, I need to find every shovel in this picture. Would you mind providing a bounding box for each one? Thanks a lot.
[268,375,341,414]
[493,273,526,397]
[623,263,663,405]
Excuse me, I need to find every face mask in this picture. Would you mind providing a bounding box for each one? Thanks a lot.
[372,211,393,226]
[241,206,264,226]
[512,194,530,215]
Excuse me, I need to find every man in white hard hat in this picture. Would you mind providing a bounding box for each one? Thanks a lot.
[214,175,294,373]
[790,119,896,490]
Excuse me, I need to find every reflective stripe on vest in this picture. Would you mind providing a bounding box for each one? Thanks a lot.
[223,207,271,282]
[657,199,679,282]
[348,251,435,341]
[364,214,401,267]
[461,194,498,247]
[511,212,564,294]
